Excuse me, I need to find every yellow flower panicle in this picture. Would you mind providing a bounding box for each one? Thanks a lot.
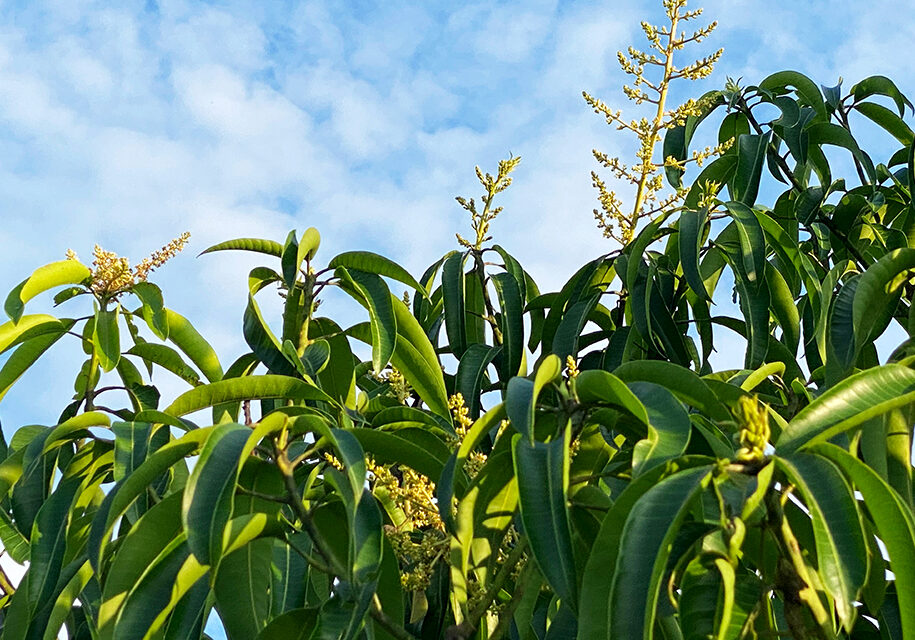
[734,395,770,462]
[67,232,191,297]
[448,393,487,477]
[455,156,521,250]
[565,355,580,379]
[386,367,412,405]
[584,0,729,244]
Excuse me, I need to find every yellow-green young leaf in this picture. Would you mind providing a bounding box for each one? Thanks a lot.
[0,328,70,402]
[126,343,201,386]
[164,375,337,417]
[5,260,91,323]
[165,309,223,383]
[0,314,66,354]
[198,237,283,258]
[300,227,321,262]
[608,466,712,640]
[776,454,868,629]
[182,423,250,565]
[94,306,121,372]
[513,429,577,607]
[776,364,915,453]
[41,559,92,640]
[810,444,915,639]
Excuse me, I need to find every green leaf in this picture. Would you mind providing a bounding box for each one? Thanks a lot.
[767,262,800,356]
[442,251,467,357]
[0,314,66,355]
[336,267,395,373]
[810,444,915,639]
[281,229,302,288]
[5,260,91,323]
[300,227,321,262]
[807,122,876,182]
[389,296,449,418]
[199,238,283,258]
[244,293,297,378]
[730,133,769,206]
[613,361,732,423]
[854,102,914,146]
[777,454,868,628]
[684,154,736,209]
[132,282,169,340]
[164,375,337,417]
[257,609,318,639]
[329,251,426,296]
[182,423,250,565]
[0,328,69,402]
[513,429,577,607]
[506,355,562,442]
[126,343,201,386]
[776,364,915,453]
[166,308,223,383]
[679,206,710,301]
[575,369,649,425]
[492,272,524,379]
[853,249,915,351]
[349,428,448,481]
[759,70,827,120]
[609,466,711,640]
[93,306,121,372]
[852,75,913,117]
[551,295,600,362]
[629,382,692,476]
[455,344,501,419]
[723,201,767,288]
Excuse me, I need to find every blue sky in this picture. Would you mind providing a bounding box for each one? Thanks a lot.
[1,0,913,633]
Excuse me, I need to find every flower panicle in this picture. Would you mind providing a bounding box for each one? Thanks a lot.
[585,0,727,244]
[67,232,191,297]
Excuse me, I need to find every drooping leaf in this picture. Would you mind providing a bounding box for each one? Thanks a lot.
[199,238,283,258]
[164,375,337,417]
[5,260,91,323]
[329,251,426,296]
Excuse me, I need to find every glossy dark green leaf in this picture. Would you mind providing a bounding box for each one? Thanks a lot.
[551,295,599,362]
[513,430,577,607]
[810,444,915,639]
[455,343,501,419]
[759,70,827,120]
[777,364,915,452]
[854,102,914,146]
[853,249,915,350]
[281,229,302,288]
[777,454,868,628]
[441,251,467,357]
[349,428,447,482]
[131,281,168,341]
[575,369,649,425]
[807,122,876,182]
[492,272,525,379]
[730,133,769,206]
[629,382,692,476]
[852,75,913,117]
[679,206,710,301]
[609,466,711,640]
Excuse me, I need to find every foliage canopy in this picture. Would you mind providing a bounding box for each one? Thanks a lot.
[3,1,915,639]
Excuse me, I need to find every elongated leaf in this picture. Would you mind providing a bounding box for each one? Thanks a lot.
[166,309,223,383]
[0,329,69,402]
[513,430,577,607]
[853,249,915,350]
[389,296,449,418]
[244,293,297,378]
[441,252,467,357]
[0,314,65,354]
[127,343,201,386]
[679,206,710,301]
[759,70,827,120]
[807,122,876,182]
[165,375,336,417]
[281,229,302,288]
[492,272,524,379]
[337,266,395,373]
[132,281,168,340]
[93,306,121,372]
[349,428,447,481]
[455,344,501,419]
[5,260,91,323]
[609,466,711,640]
[854,102,914,146]
[630,382,691,476]
[777,454,868,628]
[852,75,913,116]
[810,444,915,639]
[199,238,283,257]
[723,201,766,287]
[614,360,731,422]
[575,369,649,425]
[329,251,426,295]
[777,364,915,452]
[730,134,769,206]
[551,295,600,361]
[182,423,250,565]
